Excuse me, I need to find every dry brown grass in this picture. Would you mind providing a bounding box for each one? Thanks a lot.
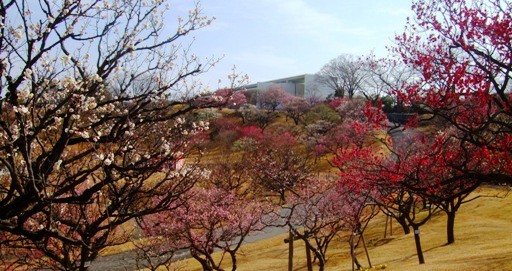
[173,187,512,271]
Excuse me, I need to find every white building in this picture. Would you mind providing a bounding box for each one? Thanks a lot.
[244,74,332,100]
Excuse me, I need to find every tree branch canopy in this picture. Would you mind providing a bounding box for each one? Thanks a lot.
[0,1,217,270]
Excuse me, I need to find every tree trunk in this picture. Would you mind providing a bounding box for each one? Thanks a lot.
[446,211,456,245]
[288,230,293,271]
[229,251,238,271]
[398,217,411,234]
[305,243,313,271]
[317,255,325,271]
[199,260,213,271]
[412,226,425,264]
[309,245,325,271]
[192,254,214,271]
[351,235,355,271]
[350,234,362,271]
[360,232,372,268]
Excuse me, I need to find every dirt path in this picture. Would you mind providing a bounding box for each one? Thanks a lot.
[89,251,138,271]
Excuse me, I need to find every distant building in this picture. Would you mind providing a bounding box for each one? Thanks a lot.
[244,74,332,100]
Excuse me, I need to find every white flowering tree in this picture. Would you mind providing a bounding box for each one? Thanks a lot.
[0,0,218,270]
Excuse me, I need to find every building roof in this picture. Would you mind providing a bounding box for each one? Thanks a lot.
[244,74,310,90]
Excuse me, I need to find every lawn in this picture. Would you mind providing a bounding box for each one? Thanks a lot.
[173,186,512,271]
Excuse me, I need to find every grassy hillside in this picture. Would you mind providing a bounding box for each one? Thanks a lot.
[174,187,512,271]
[118,110,511,271]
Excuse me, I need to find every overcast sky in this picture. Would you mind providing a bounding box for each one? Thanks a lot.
[171,0,412,90]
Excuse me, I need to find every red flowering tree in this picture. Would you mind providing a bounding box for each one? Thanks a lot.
[333,140,383,269]
[208,116,239,149]
[307,98,385,161]
[393,0,512,186]
[317,102,387,269]
[328,99,480,264]
[383,131,481,260]
[400,131,481,245]
[334,130,435,265]
[336,121,485,264]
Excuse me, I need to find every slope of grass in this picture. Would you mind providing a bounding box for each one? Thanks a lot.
[174,187,512,271]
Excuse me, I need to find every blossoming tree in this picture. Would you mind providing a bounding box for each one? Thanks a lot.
[283,181,349,271]
[0,0,219,270]
[394,0,512,186]
[139,186,268,271]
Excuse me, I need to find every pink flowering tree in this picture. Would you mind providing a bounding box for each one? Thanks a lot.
[139,187,268,271]
[258,85,292,111]
[282,96,311,125]
[214,88,248,109]
[245,131,313,203]
[0,0,220,270]
[283,181,348,271]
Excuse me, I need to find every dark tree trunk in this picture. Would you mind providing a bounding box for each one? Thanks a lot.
[412,225,425,264]
[446,211,456,245]
[192,254,214,271]
[288,230,293,271]
[229,251,238,271]
[305,243,313,271]
[309,245,325,271]
[397,217,411,234]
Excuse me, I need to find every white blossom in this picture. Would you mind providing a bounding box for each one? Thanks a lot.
[13,106,29,114]
[54,160,62,170]
[90,73,103,83]
[13,29,22,39]
[61,55,71,64]
[23,69,33,80]
[104,158,112,166]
